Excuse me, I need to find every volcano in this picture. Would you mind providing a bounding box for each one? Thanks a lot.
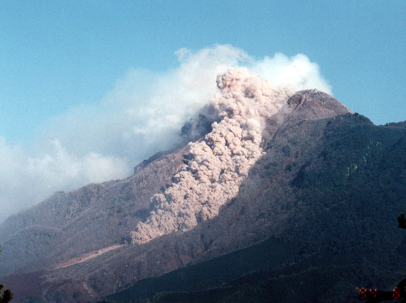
[1,69,406,303]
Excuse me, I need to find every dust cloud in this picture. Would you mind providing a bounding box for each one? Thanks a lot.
[131,68,293,244]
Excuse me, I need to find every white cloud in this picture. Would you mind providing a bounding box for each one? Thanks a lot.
[0,136,129,222]
[251,53,332,94]
[0,44,332,222]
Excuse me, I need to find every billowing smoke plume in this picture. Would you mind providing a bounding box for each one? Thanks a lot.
[131,68,293,244]
[0,44,331,223]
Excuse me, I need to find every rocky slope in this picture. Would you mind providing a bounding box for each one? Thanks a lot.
[1,69,405,303]
[0,145,189,276]
[105,111,406,303]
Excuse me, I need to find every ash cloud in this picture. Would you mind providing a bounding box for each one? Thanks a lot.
[131,68,294,244]
[0,44,331,222]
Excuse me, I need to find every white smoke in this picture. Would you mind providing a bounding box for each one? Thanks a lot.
[0,44,331,223]
[251,53,332,93]
[130,68,293,244]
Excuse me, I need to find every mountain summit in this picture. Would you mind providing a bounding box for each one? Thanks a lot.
[1,69,405,303]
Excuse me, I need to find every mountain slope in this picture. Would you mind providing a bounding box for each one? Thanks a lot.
[104,113,406,303]
[0,145,189,276]
[1,74,405,302]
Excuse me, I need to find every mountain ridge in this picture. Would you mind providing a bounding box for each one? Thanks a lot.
[1,82,405,302]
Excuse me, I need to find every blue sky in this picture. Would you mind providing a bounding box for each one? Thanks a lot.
[0,0,405,220]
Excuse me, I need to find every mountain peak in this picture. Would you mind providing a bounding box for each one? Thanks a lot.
[287,89,353,121]
[1,71,377,303]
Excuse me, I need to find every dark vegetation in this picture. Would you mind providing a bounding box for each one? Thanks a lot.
[350,214,406,302]
[0,246,12,303]
[0,285,12,303]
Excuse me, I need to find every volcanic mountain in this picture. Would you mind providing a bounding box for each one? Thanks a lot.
[1,69,406,303]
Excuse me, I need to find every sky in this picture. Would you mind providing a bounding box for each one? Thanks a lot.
[0,0,405,221]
